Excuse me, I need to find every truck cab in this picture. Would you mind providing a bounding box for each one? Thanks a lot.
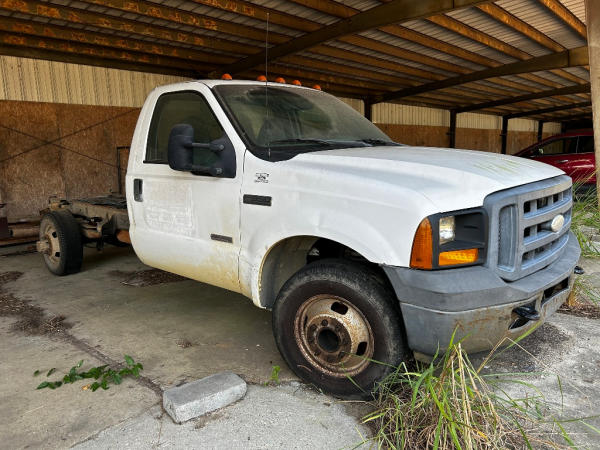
[40,79,580,399]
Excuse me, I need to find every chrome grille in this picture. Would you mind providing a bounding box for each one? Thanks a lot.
[484,175,572,282]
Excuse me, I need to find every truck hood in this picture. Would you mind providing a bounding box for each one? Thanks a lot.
[290,146,566,211]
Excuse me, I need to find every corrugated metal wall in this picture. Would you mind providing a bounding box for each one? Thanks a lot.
[0,55,187,107]
[0,54,560,134]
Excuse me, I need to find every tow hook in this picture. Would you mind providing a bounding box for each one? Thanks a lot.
[513,305,540,321]
[574,265,585,275]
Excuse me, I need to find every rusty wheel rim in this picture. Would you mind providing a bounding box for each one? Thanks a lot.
[40,220,61,268]
[294,294,374,377]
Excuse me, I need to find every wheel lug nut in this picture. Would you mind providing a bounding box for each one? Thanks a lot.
[321,319,328,326]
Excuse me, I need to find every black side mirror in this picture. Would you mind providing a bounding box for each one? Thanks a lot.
[167,124,225,176]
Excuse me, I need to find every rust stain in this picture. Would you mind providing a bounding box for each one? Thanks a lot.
[193,37,205,46]
[98,18,112,28]
[1,0,29,14]
[67,11,81,23]
[93,36,109,46]
[71,32,86,43]
[122,23,134,33]
[242,5,255,16]
[12,23,33,34]
[203,19,218,30]
[146,6,162,18]
[43,27,56,38]
[176,33,188,43]
[36,5,60,19]
[4,35,25,45]
[123,1,140,13]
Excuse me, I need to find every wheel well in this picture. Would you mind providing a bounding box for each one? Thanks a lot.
[259,236,393,309]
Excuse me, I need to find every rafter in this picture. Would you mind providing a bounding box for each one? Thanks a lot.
[504,101,592,119]
[210,0,491,77]
[537,0,587,39]
[454,83,590,113]
[374,47,589,104]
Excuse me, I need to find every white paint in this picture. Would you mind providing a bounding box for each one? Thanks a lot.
[127,80,566,308]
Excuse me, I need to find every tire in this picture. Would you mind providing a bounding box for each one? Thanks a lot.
[272,259,407,399]
[39,210,83,276]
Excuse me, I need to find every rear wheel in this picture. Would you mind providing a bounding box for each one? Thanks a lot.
[39,210,83,276]
[272,259,407,399]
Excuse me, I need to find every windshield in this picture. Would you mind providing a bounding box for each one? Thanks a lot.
[212,84,397,160]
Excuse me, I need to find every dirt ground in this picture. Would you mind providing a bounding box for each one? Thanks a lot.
[0,245,599,448]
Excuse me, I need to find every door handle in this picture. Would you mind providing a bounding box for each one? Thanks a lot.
[133,179,143,201]
[556,160,569,164]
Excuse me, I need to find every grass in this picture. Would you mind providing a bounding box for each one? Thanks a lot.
[362,332,599,449]
[571,180,600,259]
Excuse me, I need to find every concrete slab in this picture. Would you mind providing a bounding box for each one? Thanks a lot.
[0,316,158,449]
[74,384,370,449]
[1,246,295,388]
[163,372,247,423]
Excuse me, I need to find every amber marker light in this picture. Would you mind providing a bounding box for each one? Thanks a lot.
[312,84,321,90]
[221,73,232,80]
[439,248,478,266]
[292,79,302,86]
[275,77,286,83]
[256,75,267,81]
[410,218,433,269]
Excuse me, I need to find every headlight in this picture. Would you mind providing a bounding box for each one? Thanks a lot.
[439,216,455,244]
[410,209,487,270]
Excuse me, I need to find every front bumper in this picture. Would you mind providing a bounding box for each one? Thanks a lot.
[383,231,581,359]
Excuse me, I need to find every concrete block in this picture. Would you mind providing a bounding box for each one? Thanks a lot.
[163,372,246,424]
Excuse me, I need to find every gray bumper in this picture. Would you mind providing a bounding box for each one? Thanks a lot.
[383,231,581,359]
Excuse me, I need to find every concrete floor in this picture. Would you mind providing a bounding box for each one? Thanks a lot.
[1,245,599,448]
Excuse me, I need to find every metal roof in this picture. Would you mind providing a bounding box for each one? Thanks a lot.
[0,0,591,122]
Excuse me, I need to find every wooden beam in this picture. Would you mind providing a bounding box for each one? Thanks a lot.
[374,47,589,103]
[210,0,491,76]
[505,101,592,119]
[537,120,544,140]
[454,83,591,113]
[537,0,587,39]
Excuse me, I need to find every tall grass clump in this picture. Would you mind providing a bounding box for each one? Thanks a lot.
[362,331,596,449]
[571,178,600,258]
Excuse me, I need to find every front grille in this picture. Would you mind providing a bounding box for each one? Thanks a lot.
[484,175,572,281]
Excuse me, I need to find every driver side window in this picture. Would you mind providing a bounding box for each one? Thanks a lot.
[146,91,224,165]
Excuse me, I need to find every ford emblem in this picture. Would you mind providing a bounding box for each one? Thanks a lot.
[550,214,564,232]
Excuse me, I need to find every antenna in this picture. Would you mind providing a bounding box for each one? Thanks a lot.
[265,12,270,159]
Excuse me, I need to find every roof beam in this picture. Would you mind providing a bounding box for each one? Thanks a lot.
[504,101,592,119]
[374,46,589,103]
[210,0,492,77]
[453,83,590,113]
[537,0,587,40]
[477,3,563,52]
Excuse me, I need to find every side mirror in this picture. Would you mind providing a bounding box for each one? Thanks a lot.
[167,124,225,176]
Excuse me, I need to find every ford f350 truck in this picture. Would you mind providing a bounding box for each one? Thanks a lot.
[37,80,580,398]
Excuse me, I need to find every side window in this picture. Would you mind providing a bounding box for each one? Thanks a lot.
[577,136,594,154]
[537,138,577,156]
[145,91,224,164]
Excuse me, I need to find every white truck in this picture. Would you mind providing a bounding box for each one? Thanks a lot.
[38,80,580,398]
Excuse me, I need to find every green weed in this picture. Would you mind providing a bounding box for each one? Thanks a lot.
[265,365,281,386]
[34,355,143,392]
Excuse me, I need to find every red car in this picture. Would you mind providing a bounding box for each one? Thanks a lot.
[516,130,595,193]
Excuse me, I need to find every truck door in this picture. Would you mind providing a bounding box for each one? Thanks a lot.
[127,86,242,293]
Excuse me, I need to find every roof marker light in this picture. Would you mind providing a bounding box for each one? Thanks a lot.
[312,84,321,90]
[257,75,267,81]
[292,79,301,86]
[275,77,286,84]
[221,73,232,80]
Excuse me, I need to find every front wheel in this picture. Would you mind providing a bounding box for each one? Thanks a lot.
[272,259,407,399]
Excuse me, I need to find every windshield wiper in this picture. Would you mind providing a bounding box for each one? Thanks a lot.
[357,138,402,146]
[268,138,334,146]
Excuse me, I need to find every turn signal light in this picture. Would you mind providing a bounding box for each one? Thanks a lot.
[439,248,478,266]
[410,218,433,270]
[221,73,232,80]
